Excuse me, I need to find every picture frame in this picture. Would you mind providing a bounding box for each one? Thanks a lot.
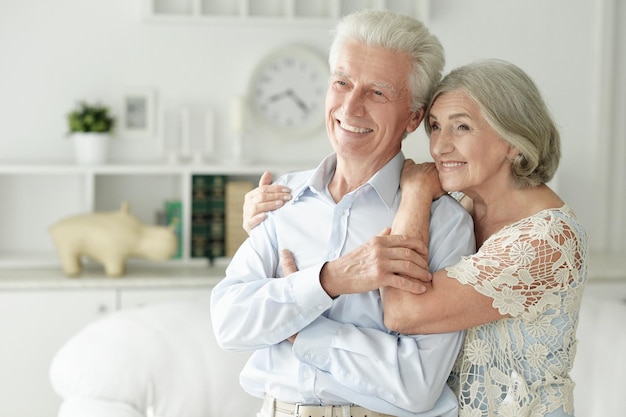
[119,88,156,139]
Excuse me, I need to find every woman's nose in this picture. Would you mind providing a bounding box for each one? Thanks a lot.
[431,129,454,156]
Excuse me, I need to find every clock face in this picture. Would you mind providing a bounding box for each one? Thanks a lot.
[248,45,329,138]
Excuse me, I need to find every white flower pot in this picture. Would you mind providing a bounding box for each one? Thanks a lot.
[71,133,110,165]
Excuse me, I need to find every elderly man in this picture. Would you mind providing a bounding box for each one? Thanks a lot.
[211,9,475,417]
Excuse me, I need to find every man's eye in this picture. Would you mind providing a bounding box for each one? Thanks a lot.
[368,90,388,103]
[333,80,349,90]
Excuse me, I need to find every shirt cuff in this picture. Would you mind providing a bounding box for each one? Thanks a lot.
[289,262,334,317]
[292,316,340,370]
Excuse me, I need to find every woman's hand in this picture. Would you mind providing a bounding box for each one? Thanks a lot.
[243,171,292,234]
[400,160,445,201]
[391,160,441,259]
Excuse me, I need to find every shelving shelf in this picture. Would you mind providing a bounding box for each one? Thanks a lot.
[0,161,302,270]
[144,0,430,25]
[0,261,226,288]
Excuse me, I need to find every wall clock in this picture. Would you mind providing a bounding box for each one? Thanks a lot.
[247,44,329,138]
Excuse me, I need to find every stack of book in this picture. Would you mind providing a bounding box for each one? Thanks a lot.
[225,180,254,257]
[191,175,227,263]
[190,175,254,263]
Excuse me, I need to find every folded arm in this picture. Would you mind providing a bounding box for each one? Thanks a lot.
[294,315,463,413]
[383,161,505,335]
[279,249,462,413]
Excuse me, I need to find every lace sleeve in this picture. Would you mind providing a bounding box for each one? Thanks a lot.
[445,207,587,319]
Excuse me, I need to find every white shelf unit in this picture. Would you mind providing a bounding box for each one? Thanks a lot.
[0,162,301,269]
[145,0,430,24]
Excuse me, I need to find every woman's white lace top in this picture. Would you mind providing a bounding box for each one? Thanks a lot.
[445,205,588,417]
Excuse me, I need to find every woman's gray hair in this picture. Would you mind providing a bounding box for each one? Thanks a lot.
[425,59,561,188]
[329,9,445,112]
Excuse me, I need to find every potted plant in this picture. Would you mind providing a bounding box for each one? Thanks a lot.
[67,101,116,165]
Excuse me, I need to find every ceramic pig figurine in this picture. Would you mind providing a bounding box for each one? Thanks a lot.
[49,202,177,277]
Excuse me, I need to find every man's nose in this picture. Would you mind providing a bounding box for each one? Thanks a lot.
[342,89,366,117]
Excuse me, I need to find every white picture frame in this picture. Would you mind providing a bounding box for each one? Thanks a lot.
[120,88,156,139]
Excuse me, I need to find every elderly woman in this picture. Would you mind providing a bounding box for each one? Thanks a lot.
[384,59,588,417]
[244,59,588,417]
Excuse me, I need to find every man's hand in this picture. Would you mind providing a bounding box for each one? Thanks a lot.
[278,229,430,342]
[280,249,298,275]
[320,228,431,298]
[280,249,299,344]
[243,171,292,234]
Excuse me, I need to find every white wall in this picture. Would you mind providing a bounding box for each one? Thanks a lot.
[0,0,623,254]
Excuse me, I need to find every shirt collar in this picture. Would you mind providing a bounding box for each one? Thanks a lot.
[368,152,404,208]
[292,152,405,209]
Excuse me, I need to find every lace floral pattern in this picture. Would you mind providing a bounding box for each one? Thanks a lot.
[446,205,588,416]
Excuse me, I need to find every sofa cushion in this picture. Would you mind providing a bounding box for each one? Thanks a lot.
[50,299,262,417]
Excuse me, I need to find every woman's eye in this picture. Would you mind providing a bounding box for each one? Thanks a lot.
[457,124,470,131]
[430,122,440,131]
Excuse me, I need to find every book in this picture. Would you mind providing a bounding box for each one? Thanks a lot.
[191,175,226,263]
[225,180,254,257]
[164,200,183,259]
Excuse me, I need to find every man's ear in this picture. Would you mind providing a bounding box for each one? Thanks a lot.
[406,107,425,134]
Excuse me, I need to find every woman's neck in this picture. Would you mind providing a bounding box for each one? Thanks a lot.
[468,184,562,247]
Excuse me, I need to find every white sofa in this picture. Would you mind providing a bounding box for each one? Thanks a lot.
[49,299,263,417]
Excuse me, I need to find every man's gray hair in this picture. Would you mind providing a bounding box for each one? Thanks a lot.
[329,9,445,112]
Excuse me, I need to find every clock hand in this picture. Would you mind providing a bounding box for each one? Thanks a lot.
[267,91,290,103]
[286,89,310,114]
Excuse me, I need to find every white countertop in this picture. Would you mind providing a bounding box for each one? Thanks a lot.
[0,252,623,290]
[0,261,226,290]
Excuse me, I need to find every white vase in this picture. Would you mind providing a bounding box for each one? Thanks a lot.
[71,132,110,165]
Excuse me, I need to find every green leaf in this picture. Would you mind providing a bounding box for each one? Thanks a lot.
[66,101,116,135]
